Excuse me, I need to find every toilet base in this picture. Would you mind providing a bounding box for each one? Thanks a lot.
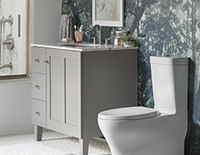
[98,110,187,155]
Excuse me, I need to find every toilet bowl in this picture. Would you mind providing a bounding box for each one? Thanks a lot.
[98,56,188,155]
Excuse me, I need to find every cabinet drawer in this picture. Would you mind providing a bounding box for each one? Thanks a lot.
[32,99,46,127]
[32,47,46,74]
[32,73,46,101]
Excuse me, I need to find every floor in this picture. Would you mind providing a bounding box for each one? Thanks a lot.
[0,130,111,155]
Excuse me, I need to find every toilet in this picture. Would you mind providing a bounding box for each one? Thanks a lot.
[98,56,188,155]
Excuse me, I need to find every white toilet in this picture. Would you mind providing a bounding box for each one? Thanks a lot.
[98,56,188,155]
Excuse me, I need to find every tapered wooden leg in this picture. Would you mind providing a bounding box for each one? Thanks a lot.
[79,138,90,155]
[34,125,43,141]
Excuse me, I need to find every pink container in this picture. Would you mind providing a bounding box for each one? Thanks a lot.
[74,31,84,43]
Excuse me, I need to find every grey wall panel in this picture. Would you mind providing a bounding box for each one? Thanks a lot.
[34,0,62,44]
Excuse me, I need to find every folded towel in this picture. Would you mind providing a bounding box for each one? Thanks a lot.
[59,15,74,41]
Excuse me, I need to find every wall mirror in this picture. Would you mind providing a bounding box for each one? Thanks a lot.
[92,0,124,27]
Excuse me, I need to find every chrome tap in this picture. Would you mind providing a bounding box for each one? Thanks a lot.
[90,24,102,45]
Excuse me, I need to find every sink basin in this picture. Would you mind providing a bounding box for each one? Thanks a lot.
[50,42,113,51]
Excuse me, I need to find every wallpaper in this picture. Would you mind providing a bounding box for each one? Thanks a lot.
[62,0,200,154]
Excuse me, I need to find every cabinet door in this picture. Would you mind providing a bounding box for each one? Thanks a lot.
[46,49,81,138]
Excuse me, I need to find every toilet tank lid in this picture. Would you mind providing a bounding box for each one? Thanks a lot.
[98,106,159,120]
[150,56,188,65]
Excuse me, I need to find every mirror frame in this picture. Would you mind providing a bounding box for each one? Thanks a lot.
[92,0,124,27]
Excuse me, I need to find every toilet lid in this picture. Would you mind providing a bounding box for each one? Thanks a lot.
[98,106,160,120]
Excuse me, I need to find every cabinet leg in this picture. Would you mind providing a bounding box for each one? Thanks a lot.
[34,125,43,141]
[79,138,90,155]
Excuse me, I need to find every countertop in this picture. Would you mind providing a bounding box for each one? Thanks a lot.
[31,42,139,52]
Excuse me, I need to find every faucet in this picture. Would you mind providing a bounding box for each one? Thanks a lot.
[90,24,102,45]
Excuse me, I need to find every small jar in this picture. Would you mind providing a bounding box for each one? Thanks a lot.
[114,31,127,46]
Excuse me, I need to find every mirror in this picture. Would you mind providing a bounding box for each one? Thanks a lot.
[92,0,124,27]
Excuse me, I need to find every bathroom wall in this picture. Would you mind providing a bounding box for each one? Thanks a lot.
[63,0,200,154]
[0,0,28,75]
[0,80,32,135]
[34,0,62,44]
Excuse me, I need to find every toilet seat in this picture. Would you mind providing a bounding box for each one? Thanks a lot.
[98,106,160,120]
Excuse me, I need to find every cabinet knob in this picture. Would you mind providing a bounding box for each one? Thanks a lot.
[35,112,40,116]
[44,60,49,64]
[35,59,40,63]
[35,85,40,89]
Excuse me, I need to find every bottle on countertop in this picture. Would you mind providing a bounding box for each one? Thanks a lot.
[114,31,128,46]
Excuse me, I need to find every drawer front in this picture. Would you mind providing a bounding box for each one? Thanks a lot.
[32,99,46,127]
[32,73,46,101]
[32,47,46,74]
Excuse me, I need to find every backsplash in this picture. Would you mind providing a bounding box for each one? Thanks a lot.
[62,0,200,154]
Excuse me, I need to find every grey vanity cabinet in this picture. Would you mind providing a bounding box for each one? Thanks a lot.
[31,46,138,155]
[32,47,81,137]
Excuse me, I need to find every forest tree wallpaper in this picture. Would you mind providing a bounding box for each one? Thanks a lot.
[62,0,200,154]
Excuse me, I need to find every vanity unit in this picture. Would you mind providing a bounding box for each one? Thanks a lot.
[31,43,138,155]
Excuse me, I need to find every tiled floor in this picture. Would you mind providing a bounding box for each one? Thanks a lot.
[0,130,111,155]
